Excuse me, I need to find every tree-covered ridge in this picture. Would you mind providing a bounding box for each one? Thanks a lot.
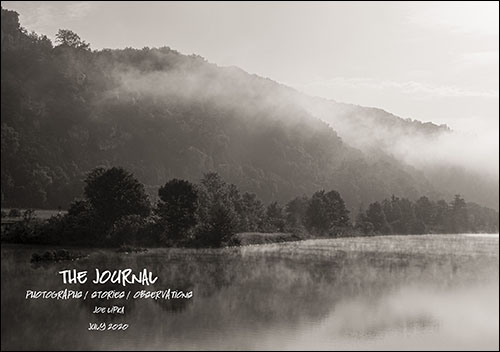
[0,7,496,213]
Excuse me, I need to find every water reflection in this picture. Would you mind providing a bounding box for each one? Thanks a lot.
[1,235,498,350]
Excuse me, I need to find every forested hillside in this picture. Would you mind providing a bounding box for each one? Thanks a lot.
[298,97,499,210]
[1,7,496,213]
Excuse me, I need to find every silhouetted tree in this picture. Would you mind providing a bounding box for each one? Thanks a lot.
[366,201,391,234]
[415,196,435,226]
[107,214,146,247]
[305,190,350,234]
[264,201,286,232]
[84,167,150,228]
[196,172,231,220]
[399,198,418,234]
[195,200,237,247]
[451,194,468,233]
[194,172,239,247]
[285,196,309,229]
[240,192,265,231]
[382,198,394,223]
[355,205,374,235]
[157,179,198,240]
[55,29,90,50]
[434,199,451,233]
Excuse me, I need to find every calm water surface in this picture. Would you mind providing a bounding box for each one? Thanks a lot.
[1,234,498,350]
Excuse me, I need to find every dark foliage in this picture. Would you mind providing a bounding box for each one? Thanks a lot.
[357,194,498,235]
[2,167,497,247]
[84,167,151,228]
[194,200,238,247]
[305,190,350,235]
[263,202,286,232]
[157,179,198,240]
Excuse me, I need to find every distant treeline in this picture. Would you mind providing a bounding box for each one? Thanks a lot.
[356,195,498,235]
[2,166,497,248]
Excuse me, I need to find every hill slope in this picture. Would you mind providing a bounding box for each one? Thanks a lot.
[1,8,496,211]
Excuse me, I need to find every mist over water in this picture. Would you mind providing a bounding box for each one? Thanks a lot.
[2,234,498,351]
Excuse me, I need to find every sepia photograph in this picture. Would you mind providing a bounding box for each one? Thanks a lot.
[1,1,499,351]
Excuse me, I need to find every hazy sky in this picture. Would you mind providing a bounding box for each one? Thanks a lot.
[2,1,499,137]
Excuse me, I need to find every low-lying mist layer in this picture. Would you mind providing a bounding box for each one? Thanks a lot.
[297,94,499,209]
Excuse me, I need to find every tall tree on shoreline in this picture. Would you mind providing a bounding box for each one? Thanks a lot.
[451,194,468,233]
[84,167,151,228]
[157,179,198,240]
[305,190,350,234]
